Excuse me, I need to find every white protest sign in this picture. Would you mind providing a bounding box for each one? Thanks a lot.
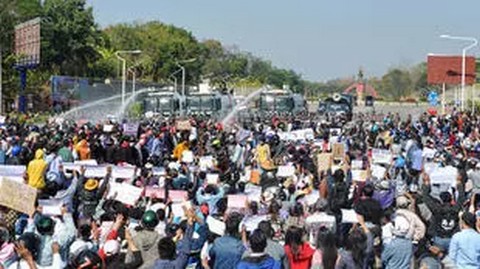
[227,195,248,209]
[372,149,392,165]
[74,160,98,166]
[351,170,368,182]
[0,165,26,177]
[0,116,6,124]
[103,125,114,133]
[199,156,214,171]
[305,190,320,206]
[38,199,63,216]
[278,128,315,141]
[182,150,194,163]
[123,123,139,136]
[244,184,262,202]
[371,165,386,180]
[277,165,295,178]
[206,173,219,185]
[428,165,457,185]
[351,160,363,170]
[170,203,184,217]
[107,182,143,206]
[341,209,358,223]
[152,167,166,176]
[423,162,438,175]
[242,215,268,231]
[111,166,136,179]
[206,216,225,236]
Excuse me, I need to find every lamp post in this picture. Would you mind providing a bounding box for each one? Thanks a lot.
[169,68,182,93]
[440,35,478,111]
[115,50,141,106]
[175,58,197,97]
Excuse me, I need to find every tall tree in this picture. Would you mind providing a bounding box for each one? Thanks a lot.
[41,0,101,76]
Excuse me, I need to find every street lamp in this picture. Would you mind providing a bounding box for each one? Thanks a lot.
[175,58,197,97]
[440,35,478,111]
[115,50,142,106]
[169,68,182,93]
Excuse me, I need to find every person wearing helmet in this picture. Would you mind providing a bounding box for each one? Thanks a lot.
[8,233,63,269]
[26,206,76,267]
[130,210,161,269]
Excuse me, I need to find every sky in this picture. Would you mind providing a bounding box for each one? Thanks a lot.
[86,0,480,81]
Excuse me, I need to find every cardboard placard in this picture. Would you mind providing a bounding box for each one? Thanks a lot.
[170,203,184,217]
[107,182,143,206]
[182,150,194,163]
[176,120,192,131]
[199,156,214,171]
[0,177,37,215]
[332,143,345,160]
[317,153,332,173]
[227,195,248,209]
[351,170,368,182]
[372,149,392,165]
[0,165,26,177]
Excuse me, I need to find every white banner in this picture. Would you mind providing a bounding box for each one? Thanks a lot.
[428,165,457,185]
[278,128,315,141]
[107,182,143,206]
[0,165,26,177]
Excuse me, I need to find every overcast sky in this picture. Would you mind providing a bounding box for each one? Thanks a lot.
[86,0,480,81]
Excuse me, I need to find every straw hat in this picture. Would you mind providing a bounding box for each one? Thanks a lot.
[84,179,99,191]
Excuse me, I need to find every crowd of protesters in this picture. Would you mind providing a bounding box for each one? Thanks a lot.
[0,109,478,269]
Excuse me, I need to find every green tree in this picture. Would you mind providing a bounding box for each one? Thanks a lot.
[380,68,413,100]
[41,0,101,76]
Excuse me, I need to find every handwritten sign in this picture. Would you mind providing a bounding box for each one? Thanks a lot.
[371,165,386,180]
[145,187,165,199]
[199,156,214,171]
[278,128,315,141]
[351,160,363,170]
[244,184,262,202]
[74,160,98,166]
[372,149,392,165]
[38,199,63,216]
[206,216,225,236]
[176,120,192,131]
[63,164,135,179]
[351,170,368,182]
[341,209,358,223]
[206,173,219,185]
[332,143,345,160]
[107,182,143,206]
[168,190,188,203]
[317,153,332,173]
[242,215,268,232]
[0,177,37,215]
[103,124,114,133]
[123,123,139,136]
[227,195,248,209]
[422,148,436,159]
[277,165,295,178]
[428,165,457,185]
[182,150,194,163]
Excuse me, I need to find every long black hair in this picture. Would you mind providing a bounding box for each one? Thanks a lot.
[285,226,304,260]
[316,227,338,269]
[345,228,367,267]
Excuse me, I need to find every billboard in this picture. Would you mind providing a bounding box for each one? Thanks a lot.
[14,17,41,66]
[427,55,476,85]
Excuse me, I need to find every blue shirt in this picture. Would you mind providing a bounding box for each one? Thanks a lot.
[448,228,480,269]
[381,237,413,269]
